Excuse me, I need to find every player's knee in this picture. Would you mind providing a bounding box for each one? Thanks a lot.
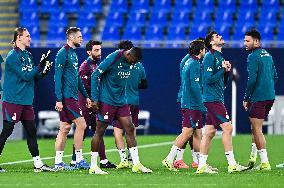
[1,121,15,137]
[223,124,233,135]
[60,123,71,135]
[74,118,87,130]
[125,123,135,135]
[206,129,216,138]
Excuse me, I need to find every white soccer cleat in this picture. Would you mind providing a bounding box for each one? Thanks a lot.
[89,166,108,175]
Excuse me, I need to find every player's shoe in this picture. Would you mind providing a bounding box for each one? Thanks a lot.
[276,163,284,168]
[75,160,90,169]
[116,161,130,169]
[128,159,133,168]
[162,158,178,171]
[89,166,108,175]
[254,162,271,171]
[100,161,116,168]
[196,165,218,174]
[173,160,189,169]
[191,162,198,168]
[247,153,257,169]
[70,160,76,167]
[54,162,77,171]
[228,163,249,173]
[207,164,219,171]
[34,164,56,172]
[0,166,6,173]
[132,162,152,173]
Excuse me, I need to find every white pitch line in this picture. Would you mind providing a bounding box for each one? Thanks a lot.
[0,141,173,166]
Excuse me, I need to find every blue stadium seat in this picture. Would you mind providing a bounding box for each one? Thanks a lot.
[149,12,168,26]
[215,10,233,23]
[145,26,164,40]
[40,0,60,13]
[77,12,96,27]
[174,0,192,12]
[236,10,256,25]
[239,0,258,10]
[81,26,92,40]
[258,10,277,25]
[19,0,38,12]
[196,0,214,7]
[105,12,124,26]
[62,0,80,13]
[152,0,171,12]
[123,26,142,40]
[20,11,39,27]
[218,0,237,11]
[26,26,40,41]
[47,26,66,42]
[131,0,149,13]
[189,24,208,40]
[83,0,102,13]
[127,12,146,26]
[49,12,67,27]
[211,24,231,40]
[167,26,186,40]
[171,11,190,26]
[102,26,120,40]
[257,25,274,40]
[233,25,255,40]
[261,0,279,11]
[109,0,128,12]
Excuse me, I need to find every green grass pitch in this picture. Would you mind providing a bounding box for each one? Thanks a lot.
[0,135,284,187]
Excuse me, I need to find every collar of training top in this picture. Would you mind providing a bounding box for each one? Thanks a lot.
[251,47,261,52]
[86,56,97,65]
[190,55,199,60]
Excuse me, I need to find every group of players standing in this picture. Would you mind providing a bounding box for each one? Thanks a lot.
[0,26,281,175]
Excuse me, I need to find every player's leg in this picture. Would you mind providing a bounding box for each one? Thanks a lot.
[191,129,202,168]
[248,134,257,169]
[113,123,129,169]
[174,137,190,169]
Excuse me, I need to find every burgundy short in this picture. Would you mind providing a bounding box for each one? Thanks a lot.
[82,111,97,132]
[248,100,274,119]
[97,102,131,125]
[204,102,230,127]
[2,101,35,123]
[59,98,82,123]
[113,105,139,129]
[181,108,204,129]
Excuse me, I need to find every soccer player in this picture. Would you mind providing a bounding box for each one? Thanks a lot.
[54,27,92,170]
[0,54,3,96]
[0,27,53,172]
[112,41,148,169]
[89,47,152,174]
[196,31,247,174]
[69,40,116,168]
[162,39,206,171]
[243,29,277,170]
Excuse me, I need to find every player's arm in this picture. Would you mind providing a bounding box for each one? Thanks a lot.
[91,52,117,102]
[78,77,89,99]
[272,60,278,83]
[202,54,225,85]
[244,55,258,101]
[6,53,41,82]
[138,63,147,89]
[79,63,91,93]
[54,50,66,102]
[224,71,230,87]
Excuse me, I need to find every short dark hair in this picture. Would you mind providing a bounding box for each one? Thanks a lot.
[245,29,261,41]
[205,31,217,50]
[11,27,27,46]
[129,47,142,61]
[118,40,134,50]
[188,39,205,56]
[86,40,102,51]
[66,27,81,37]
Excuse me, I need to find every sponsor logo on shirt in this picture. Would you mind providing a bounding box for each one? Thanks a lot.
[207,67,213,72]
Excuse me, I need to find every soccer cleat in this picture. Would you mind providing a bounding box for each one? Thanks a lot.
[100,161,116,168]
[276,163,284,168]
[34,164,56,173]
[228,163,249,173]
[0,166,6,173]
[53,162,77,171]
[173,160,189,169]
[89,166,108,175]
[75,160,90,169]
[132,162,152,173]
[128,159,134,168]
[191,162,198,168]
[70,160,76,167]
[247,153,257,169]
[207,164,219,171]
[116,161,130,169]
[162,158,178,171]
[196,165,218,174]
[254,162,271,171]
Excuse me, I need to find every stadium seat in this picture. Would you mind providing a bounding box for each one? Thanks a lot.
[49,12,67,27]
[131,0,149,13]
[109,0,128,12]
[145,26,164,40]
[82,0,102,13]
[105,12,125,27]
[167,26,186,40]
[40,0,60,13]
[80,26,92,40]
[26,26,40,41]
[123,26,142,40]
[211,24,231,40]
[149,12,168,26]
[20,11,39,27]
[189,24,208,40]
[239,0,258,9]
[218,0,237,11]
[261,0,279,11]
[258,10,277,26]
[62,0,80,13]
[102,26,120,40]
[127,12,147,26]
[19,0,38,12]
[77,12,96,27]
[152,0,171,12]
[47,26,66,47]
[174,0,192,12]
[170,11,190,26]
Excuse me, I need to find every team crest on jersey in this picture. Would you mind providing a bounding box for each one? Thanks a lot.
[207,67,213,72]
[195,78,199,82]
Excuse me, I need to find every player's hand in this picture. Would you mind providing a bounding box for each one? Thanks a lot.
[86,98,92,108]
[222,61,231,72]
[55,101,63,111]
[92,101,99,111]
[243,101,248,111]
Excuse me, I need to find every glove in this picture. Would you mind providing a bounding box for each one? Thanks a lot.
[38,50,51,69]
[42,61,53,76]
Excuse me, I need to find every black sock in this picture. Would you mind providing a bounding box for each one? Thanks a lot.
[0,120,15,155]
[22,120,39,157]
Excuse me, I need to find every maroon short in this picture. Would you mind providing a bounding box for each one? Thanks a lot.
[82,111,96,132]
[204,102,230,127]
[2,101,35,123]
[59,98,82,123]
[181,109,203,129]
[113,105,139,129]
[248,100,274,119]
[97,102,131,125]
